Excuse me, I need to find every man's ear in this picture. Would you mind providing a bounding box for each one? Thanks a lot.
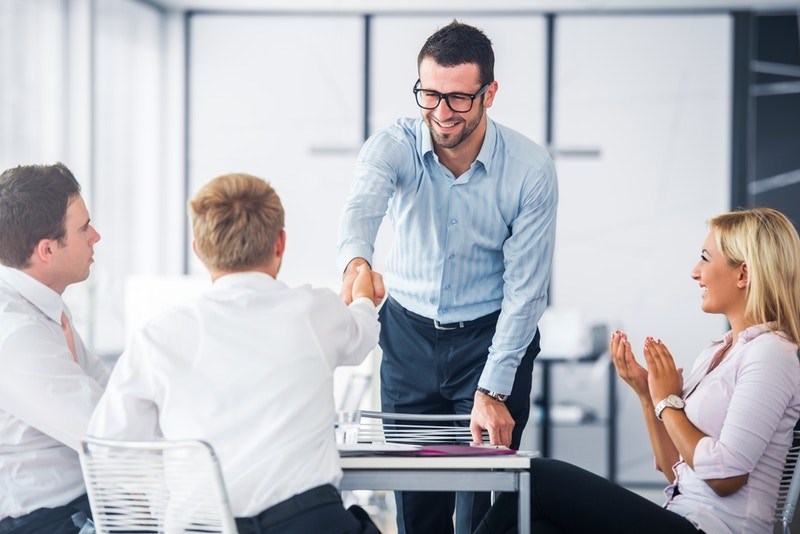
[483,80,499,109]
[737,262,749,289]
[274,229,287,259]
[33,238,55,264]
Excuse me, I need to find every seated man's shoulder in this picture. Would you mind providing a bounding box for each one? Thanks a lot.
[0,296,52,337]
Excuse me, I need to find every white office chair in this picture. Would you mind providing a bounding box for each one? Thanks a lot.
[79,436,238,534]
[776,429,800,534]
[357,410,488,445]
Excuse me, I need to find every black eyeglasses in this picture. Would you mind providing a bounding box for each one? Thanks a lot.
[412,79,490,113]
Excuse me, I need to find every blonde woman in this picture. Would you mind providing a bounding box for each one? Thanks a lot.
[476,208,800,534]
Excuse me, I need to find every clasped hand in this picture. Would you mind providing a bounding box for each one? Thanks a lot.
[339,258,385,306]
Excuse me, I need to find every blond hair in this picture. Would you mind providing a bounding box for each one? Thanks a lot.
[189,173,284,272]
[709,207,800,344]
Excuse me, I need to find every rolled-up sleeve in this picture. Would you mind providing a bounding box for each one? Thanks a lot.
[692,341,799,479]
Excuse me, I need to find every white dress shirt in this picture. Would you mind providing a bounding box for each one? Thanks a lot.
[0,264,109,520]
[88,272,380,517]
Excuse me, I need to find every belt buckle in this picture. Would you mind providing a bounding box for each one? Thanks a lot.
[433,319,462,331]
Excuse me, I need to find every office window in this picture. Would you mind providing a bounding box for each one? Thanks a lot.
[0,0,66,168]
[552,14,731,482]
[189,14,364,287]
[91,0,174,355]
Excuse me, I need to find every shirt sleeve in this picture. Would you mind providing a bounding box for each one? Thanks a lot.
[86,331,162,441]
[692,341,800,479]
[478,157,559,394]
[336,128,406,273]
[0,323,106,451]
[308,290,380,371]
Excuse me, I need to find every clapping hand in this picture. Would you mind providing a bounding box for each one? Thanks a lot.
[610,330,651,400]
[642,336,684,407]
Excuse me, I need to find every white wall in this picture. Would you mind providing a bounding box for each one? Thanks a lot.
[551,14,731,481]
[188,14,366,289]
[0,2,735,482]
[187,12,732,482]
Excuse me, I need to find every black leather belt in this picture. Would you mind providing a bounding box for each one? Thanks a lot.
[235,484,342,533]
[387,295,500,331]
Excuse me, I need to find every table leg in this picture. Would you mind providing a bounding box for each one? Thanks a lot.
[518,470,530,534]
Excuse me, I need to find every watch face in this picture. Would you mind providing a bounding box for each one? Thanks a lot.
[656,395,685,420]
[668,395,685,408]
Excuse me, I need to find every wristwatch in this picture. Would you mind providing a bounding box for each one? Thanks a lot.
[477,386,508,403]
[654,394,685,420]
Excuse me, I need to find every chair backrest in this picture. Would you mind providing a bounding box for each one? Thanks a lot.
[776,429,800,534]
[79,436,238,534]
[357,410,488,445]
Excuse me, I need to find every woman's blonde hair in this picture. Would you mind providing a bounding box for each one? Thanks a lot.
[709,207,800,344]
[189,173,284,272]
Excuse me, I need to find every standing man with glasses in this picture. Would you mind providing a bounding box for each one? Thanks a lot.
[337,20,558,534]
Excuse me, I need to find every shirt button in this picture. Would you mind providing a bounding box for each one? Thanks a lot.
[450,219,457,225]
[441,309,448,314]
[448,254,455,260]
[444,284,451,290]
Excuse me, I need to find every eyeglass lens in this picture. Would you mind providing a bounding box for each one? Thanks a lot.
[415,90,476,113]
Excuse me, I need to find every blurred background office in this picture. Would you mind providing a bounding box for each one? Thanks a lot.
[2,0,799,494]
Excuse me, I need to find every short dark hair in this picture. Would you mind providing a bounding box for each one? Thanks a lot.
[0,163,81,268]
[417,20,495,86]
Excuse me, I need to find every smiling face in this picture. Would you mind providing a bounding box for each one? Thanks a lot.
[417,59,496,153]
[691,230,747,322]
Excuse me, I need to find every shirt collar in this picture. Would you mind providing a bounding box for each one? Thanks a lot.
[0,263,64,323]
[420,120,435,156]
[722,322,783,346]
[475,117,496,171]
[738,322,781,342]
[419,116,497,173]
[211,271,281,289]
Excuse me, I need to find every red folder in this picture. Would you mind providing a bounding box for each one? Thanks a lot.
[415,445,516,456]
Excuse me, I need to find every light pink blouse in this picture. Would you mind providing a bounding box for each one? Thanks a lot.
[665,324,800,533]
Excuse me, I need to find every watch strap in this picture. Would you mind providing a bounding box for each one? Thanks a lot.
[477,386,508,402]
[654,394,685,420]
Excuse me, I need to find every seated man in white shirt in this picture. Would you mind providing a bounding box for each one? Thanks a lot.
[0,163,108,534]
[88,173,382,534]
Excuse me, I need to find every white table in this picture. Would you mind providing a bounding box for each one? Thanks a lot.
[339,453,533,534]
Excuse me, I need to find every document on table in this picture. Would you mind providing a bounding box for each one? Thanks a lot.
[337,442,516,457]
[337,443,421,456]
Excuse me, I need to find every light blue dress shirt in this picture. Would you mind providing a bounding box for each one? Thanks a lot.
[338,117,558,394]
